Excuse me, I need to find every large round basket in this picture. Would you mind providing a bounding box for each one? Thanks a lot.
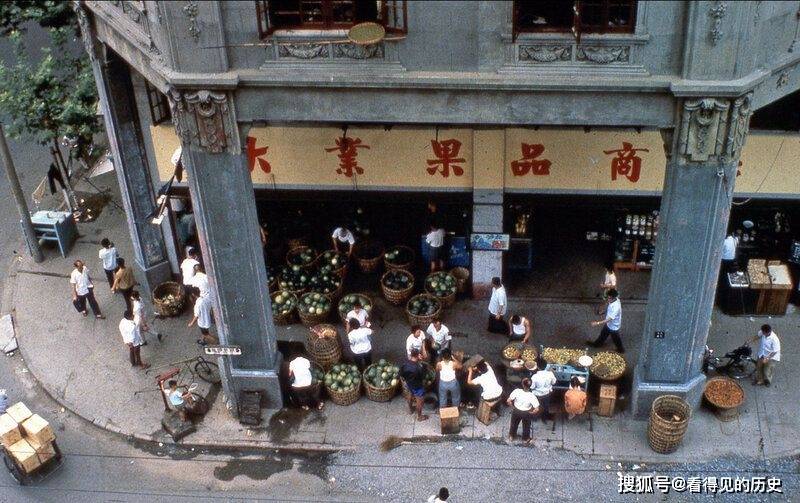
[354,241,384,273]
[298,293,333,326]
[424,272,457,308]
[306,324,342,371]
[325,380,361,406]
[319,250,349,281]
[450,267,470,294]
[384,245,415,271]
[362,364,400,402]
[152,281,185,317]
[589,352,627,382]
[286,246,319,270]
[338,293,373,323]
[647,395,691,454]
[380,270,415,305]
[400,362,434,401]
[405,294,442,326]
[309,271,344,302]
[703,376,745,422]
[270,290,297,325]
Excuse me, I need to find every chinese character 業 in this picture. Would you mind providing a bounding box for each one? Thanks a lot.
[427,139,465,178]
[604,142,650,183]
[325,136,370,177]
[246,136,271,174]
[511,143,551,176]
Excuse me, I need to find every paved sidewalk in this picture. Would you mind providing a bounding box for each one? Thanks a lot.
[4,171,798,463]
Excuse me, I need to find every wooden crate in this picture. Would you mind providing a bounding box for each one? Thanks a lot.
[440,407,460,434]
[7,438,40,474]
[6,402,32,424]
[0,413,22,448]
[21,414,55,445]
[597,384,617,417]
[26,436,56,464]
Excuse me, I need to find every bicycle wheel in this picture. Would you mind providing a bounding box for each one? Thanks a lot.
[194,359,221,384]
[725,359,756,380]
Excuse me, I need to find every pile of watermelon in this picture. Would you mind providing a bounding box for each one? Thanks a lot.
[324,364,361,392]
[365,359,399,389]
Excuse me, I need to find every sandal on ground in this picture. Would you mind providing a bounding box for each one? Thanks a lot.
[417,415,429,422]
[96,314,105,319]
[317,402,325,411]
[82,311,88,317]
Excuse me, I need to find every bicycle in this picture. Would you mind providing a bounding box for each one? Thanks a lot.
[149,355,221,385]
[702,343,757,380]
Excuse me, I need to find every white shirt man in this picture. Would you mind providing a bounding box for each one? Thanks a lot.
[426,322,451,349]
[70,266,93,296]
[472,366,503,400]
[605,298,622,331]
[289,356,313,388]
[132,298,145,327]
[488,284,507,317]
[348,326,373,355]
[721,235,738,261]
[531,369,557,397]
[346,307,370,328]
[406,332,426,358]
[508,387,540,411]
[425,227,445,248]
[193,296,212,330]
[119,317,143,347]
[98,245,118,287]
[191,269,211,298]
[757,328,781,362]
[181,256,199,286]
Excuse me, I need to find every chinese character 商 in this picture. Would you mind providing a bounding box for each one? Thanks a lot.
[511,143,551,176]
[325,136,370,177]
[604,142,650,183]
[246,136,271,174]
[427,139,465,177]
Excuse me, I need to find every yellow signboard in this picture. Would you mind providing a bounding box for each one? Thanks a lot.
[150,125,800,197]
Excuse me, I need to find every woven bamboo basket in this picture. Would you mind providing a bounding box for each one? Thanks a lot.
[338,293,373,323]
[450,267,470,294]
[400,362,434,401]
[703,376,745,422]
[325,380,361,406]
[405,294,442,326]
[152,281,186,317]
[354,241,384,273]
[590,352,627,382]
[298,293,333,326]
[270,290,298,325]
[319,250,349,280]
[286,246,320,270]
[309,271,344,302]
[384,245,415,271]
[380,270,415,305]
[362,364,400,402]
[306,324,342,371]
[424,272,457,308]
[286,236,308,251]
[647,395,691,454]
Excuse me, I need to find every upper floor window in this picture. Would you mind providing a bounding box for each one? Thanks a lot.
[144,81,171,126]
[513,0,637,41]
[256,0,407,38]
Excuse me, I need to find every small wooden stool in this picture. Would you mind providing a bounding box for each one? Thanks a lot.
[477,397,501,425]
[597,384,617,417]
[440,407,460,434]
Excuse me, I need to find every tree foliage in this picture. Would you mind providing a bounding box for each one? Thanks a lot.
[0,2,99,162]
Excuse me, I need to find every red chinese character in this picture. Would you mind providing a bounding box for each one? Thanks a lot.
[511,143,551,176]
[246,136,271,174]
[325,137,369,177]
[604,142,650,183]
[427,139,465,177]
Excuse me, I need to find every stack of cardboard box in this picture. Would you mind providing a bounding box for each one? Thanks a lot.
[0,403,56,474]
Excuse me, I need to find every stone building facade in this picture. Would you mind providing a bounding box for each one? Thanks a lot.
[76,0,800,416]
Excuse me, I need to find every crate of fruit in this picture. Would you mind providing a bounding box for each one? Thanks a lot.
[405,294,441,326]
[424,271,457,307]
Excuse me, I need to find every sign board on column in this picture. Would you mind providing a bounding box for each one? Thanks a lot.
[204,345,242,356]
[470,233,510,251]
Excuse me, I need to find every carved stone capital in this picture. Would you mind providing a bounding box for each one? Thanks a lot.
[675,93,752,165]
[73,2,98,62]
[168,88,236,154]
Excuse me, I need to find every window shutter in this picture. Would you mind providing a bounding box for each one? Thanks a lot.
[383,0,407,34]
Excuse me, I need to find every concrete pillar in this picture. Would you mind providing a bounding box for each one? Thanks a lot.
[80,16,171,296]
[632,94,753,417]
[168,88,282,413]
[472,190,504,299]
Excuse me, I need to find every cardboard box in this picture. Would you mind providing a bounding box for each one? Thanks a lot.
[21,414,55,445]
[26,436,56,464]
[5,402,32,424]
[0,413,22,448]
[7,438,40,474]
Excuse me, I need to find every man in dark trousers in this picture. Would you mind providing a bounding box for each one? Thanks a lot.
[587,288,624,353]
[70,260,104,319]
[400,349,429,422]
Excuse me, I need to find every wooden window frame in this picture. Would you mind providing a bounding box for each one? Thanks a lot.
[144,81,171,126]
[512,0,637,42]
[256,0,407,39]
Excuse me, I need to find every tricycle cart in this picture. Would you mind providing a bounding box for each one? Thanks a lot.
[1,438,63,485]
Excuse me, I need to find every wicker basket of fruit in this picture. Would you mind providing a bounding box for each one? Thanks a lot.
[306,324,342,371]
[363,360,400,402]
[308,270,343,301]
[703,376,745,422]
[405,294,442,326]
[152,281,185,317]
[278,265,311,296]
[589,351,627,381]
[338,293,373,323]
[324,363,362,406]
[270,290,297,325]
[286,246,319,270]
[319,249,348,280]
[384,245,415,271]
[354,240,384,273]
[424,271,458,308]
[381,269,415,305]
[542,347,584,366]
[298,292,333,326]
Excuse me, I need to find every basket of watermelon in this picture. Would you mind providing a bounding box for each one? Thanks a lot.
[319,249,348,280]
[308,270,343,301]
[278,265,311,296]
[338,293,373,323]
[405,294,442,327]
[424,271,457,308]
[363,360,400,402]
[286,246,319,270]
[354,240,385,273]
[384,245,414,271]
[380,269,415,305]
[270,290,297,325]
[323,363,362,406]
[298,292,333,326]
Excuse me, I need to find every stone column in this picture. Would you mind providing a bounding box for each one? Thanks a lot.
[168,88,282,414]
[631,94,753,417]
[77,7,171,295]
[471,191,504,299]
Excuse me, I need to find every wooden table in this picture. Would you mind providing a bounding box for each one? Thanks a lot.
[746,259,793,316]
